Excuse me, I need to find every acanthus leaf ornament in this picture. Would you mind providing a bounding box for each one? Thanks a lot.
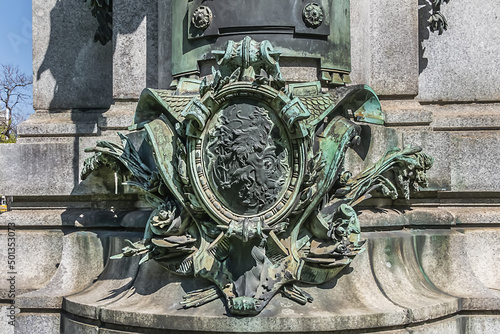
[83,37,433,316]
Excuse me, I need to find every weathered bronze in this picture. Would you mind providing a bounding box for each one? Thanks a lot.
[171,0,351,86]
[83,37,432,316]
[84,0,452,49]
[303,3,325,28]
[192,6,213,30]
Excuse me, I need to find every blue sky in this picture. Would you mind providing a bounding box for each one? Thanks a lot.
[0,1,33,117]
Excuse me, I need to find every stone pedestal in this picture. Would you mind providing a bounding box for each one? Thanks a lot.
[60,229,500,333]
[1,0,500,333]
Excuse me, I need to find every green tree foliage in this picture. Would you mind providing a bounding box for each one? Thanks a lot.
[0,120,17,143]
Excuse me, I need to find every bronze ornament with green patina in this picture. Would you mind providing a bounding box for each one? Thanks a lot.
[83,37,432,316]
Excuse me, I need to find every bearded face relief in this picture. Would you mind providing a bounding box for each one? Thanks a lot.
[205,102,290,215]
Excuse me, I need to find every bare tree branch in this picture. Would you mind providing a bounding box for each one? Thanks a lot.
[0,64,33,142]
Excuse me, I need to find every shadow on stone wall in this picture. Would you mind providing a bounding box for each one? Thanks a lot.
[418,0,431,74]
[36,0,113,111]
[36,0,159,111]
[112,0,160,92]
[34,0,160,213]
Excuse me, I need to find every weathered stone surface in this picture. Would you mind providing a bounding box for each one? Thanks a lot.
[53,229,500,332]
[281,58,320,83]
[409,316,461,334]
[15,312,61,334]
[404,208,456,226]
[16,232,104,309]
[358,207,455,228]
[448,207,500,226]
[430,103,500,130]
[0,230,63,298]
[418,1,500,102]
[415,229,500,310]
[33,0,113,110]
[61,315,98,334]
[158,0,173,89]
[113,0,158,99]
[0,210,65,227]
[17,111,100,137]
[349,0,371,86]
[449,132,500,192]
[402,128,500,193]
[0,142,79,196]
[63,236,142,319]
[15,137,75,144]
[350,0,500,103]
[16,103,134,139]
[345,124,403,177]
[358,208,409,227]
[0,304,18,334]
[367,232,459,322]
[359,206,500,228]
[0,209,148,228]
[97,253,408,332]
[97,103,136,130]
[381,100,432,126]
[380,101,500,129]
[350,0,419,96]
[0,133,148,197]
[19,0,500,333]
[464,315,500,334]
[403,130,451,191]
[460,229,500,292]
[99,330,142,334]
[53,314,500,334]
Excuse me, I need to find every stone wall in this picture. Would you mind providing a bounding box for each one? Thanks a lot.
[1,0,499,333]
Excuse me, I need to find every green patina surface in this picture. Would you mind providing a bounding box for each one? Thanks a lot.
[83,37,433,316]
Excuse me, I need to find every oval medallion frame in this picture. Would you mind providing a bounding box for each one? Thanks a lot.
[185,83,308,227]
